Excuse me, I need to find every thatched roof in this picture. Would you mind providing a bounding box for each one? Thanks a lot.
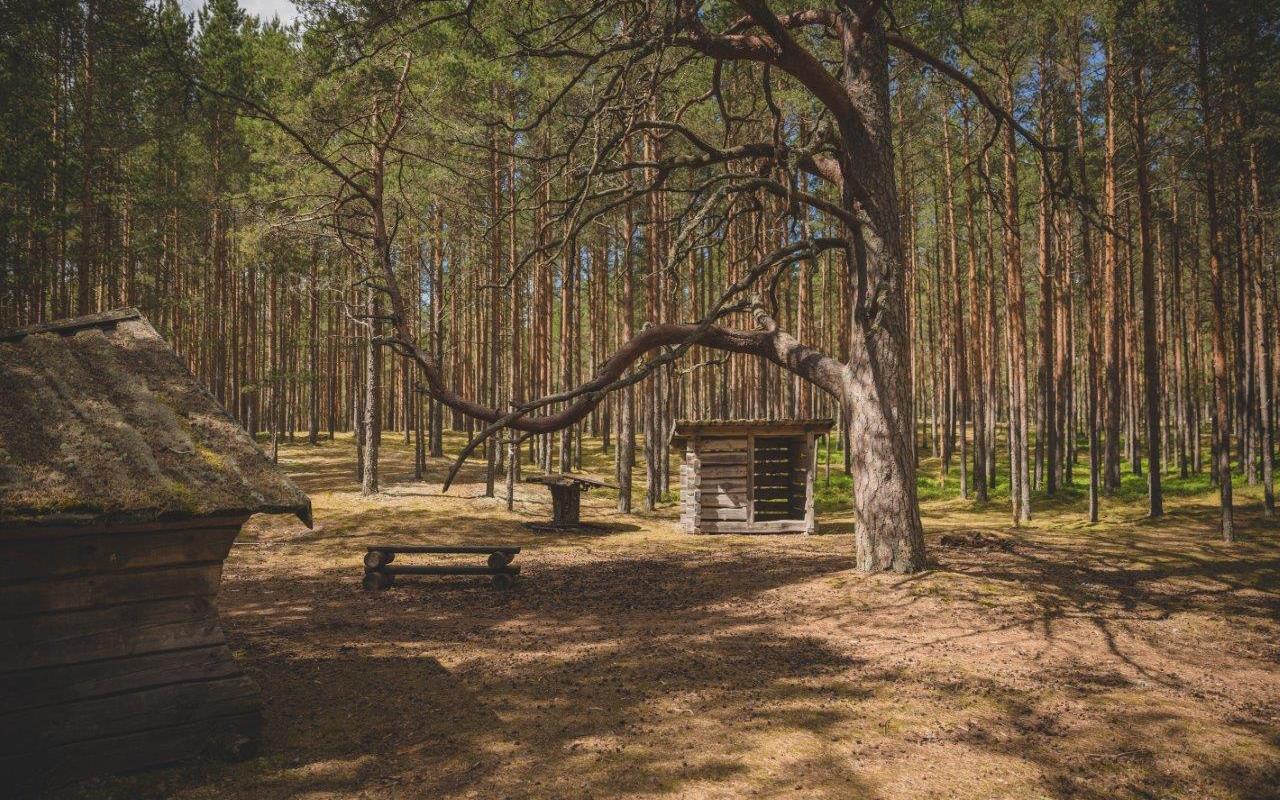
[0,309,312,528]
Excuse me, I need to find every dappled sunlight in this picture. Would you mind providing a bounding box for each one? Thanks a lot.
[54,433,1280,800]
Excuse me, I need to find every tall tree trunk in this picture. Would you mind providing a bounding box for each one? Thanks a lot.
[1036,51,1057,497]
[1197,10,1233,539]
[1102,36,1124,493]
[1074,31,1100,521]
[617,197,636,512]
[1132,44,1162,516]
[362,288,381,495]
[839,17,926,571]
[940,97,969,499]
[961,102,988,502]
[1002,66,1031,525]
[1249,142,1274,515]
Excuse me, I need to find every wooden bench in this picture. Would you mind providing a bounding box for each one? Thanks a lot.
[525,474,619,531]
[362,545,521,590]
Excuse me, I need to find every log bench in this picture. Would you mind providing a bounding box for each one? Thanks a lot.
[362,545,521,590]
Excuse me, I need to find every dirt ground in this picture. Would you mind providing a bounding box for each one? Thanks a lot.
[56,434,1280,800]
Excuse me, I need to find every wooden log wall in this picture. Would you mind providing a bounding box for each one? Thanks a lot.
[679,433,816,534]
[0,514,261,789]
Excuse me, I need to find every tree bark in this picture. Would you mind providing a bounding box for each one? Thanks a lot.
[1102,36,1124,493]
[1197,9,1233,539]
[1002,67,1031,525]
[1132,45,1162,516]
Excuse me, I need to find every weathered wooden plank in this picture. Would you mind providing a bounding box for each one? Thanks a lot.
[702,475,748,487]
[699,519,810,534]
[365,545,520,555]
[0,563,223,617]
[2,709,261,792]
[699,506,749,521]
[697,451,750,465]
[697,438,749,452]
[699,489,748,507]
[0,596,224,672]
[700,466,748,480]
[1,673,259,750]
[0,527,238,584]
[379,564,519,576]
[0,644,240,713]
[699,494,747,509]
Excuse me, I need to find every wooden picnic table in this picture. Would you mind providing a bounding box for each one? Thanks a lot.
[525,473,618,530]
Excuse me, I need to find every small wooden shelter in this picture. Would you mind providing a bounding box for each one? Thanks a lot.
[0,309,311,788]
[674,418,832,534]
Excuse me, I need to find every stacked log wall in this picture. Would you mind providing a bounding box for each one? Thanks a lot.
[677,426,822,534]
[0,514,261,788]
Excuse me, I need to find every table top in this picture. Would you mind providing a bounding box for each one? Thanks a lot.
[525,473,619,490]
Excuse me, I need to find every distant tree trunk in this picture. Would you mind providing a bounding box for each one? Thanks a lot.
[559,240,576,474]
[77,0,97,316]
[961,102,987,502]
[617,196,636,512]
[1074,33,1100,521]
[507,146,522,508]
[1249,142,1275,515]
[1197,10,1233,540]
[1132,44,1162,517]
[1036,51,1057,497]
[1102,36,1124,493]
[940,97,969,499]
[430,209,445,458]
[308,255,321,446]
[485,122,501,498]
[1003,67,1031,525]
[362,288,381,496]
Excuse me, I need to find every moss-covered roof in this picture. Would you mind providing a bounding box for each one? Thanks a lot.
[0,309,312,529]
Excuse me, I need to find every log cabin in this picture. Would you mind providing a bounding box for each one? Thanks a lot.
[674,419,833,534]
[0,309,311,789]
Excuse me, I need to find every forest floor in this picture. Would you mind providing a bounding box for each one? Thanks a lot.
[54,433,1280,800]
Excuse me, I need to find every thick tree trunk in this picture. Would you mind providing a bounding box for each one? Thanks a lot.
[839,17,926,572]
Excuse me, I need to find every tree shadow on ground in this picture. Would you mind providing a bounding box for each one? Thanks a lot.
[49,436,1280,800]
